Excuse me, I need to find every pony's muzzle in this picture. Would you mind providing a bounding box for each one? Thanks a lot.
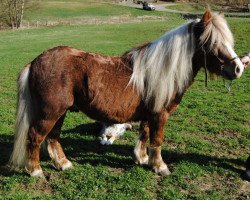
[235,64,244,78]
[223,61,244,80]
[233,57,245,79]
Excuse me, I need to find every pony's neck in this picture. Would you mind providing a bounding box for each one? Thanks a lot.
[192,50,205,78]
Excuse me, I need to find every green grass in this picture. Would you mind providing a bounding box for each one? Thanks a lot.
[0,13,250,200]
[167,3,207,13]
[25,0,175,21]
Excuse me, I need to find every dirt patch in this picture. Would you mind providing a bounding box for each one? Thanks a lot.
[244,121,250,130]
[233,181,250,200]
[23,178,54,195]
[107,167,125,174]
[195,173,220,192]
[243,103,250,109]
[194,172,249,198]
[217,130,242,139]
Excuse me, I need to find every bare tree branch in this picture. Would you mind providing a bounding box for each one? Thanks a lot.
[0,0,26,29]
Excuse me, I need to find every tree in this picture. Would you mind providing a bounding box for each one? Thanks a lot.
[0,0,25,29]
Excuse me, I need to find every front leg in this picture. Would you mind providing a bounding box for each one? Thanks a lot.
[134,121,149,165]
[148,109,171,176]
[149,146,170,176]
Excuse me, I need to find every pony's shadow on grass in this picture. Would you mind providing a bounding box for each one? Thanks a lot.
[163,151,246,175]
[135,8,143,11]
[63,122,103,137]
[0,134,19,177]
[0,123,247,177]
[61,122,246,174]
[61,122,135,169]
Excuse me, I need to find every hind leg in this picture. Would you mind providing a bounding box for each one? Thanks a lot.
[26,119,57,177]
[134,121,149,165]
[47,114,73,171]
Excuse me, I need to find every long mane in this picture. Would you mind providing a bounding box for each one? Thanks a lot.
[127,21,196,112]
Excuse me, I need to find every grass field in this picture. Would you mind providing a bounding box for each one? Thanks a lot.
[0,1,250,199]
[25,0,173,22]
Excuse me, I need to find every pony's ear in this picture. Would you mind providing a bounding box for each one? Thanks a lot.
[201,8,212,26]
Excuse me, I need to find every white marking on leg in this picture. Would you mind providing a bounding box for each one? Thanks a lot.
[61,160,73,171]
[149,146,171,176]
[29,169,44,177]
[25,161,44,178]
[47,141,72,170]
[47,142,59,163]
[153,162,171,176]
[134,139,148,165]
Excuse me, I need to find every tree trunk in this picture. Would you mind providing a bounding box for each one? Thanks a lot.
[7,1,15,29]
[14,0,18,28]
[17,0,25,28]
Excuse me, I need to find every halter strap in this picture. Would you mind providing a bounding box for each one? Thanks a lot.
[201,47,237,88]
[201,47,208,87]
[228,56,238,62]
[201,47,236,92]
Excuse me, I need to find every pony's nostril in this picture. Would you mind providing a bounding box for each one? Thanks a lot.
[235,66,240,74]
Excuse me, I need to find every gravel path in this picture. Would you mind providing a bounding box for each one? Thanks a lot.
[118,1,250,17]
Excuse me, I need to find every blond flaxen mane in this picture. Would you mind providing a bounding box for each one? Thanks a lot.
[128,22,196,112]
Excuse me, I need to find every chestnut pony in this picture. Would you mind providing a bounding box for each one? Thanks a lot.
[10,10,244,177]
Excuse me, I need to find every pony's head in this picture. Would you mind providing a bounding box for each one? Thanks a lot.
[195,9,244,80]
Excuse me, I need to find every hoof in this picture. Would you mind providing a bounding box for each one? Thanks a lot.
[25,164,45,178]
[100,140,107,145]
[134,143,149,165]
[135,155,149,165]
[53,159,73,171]
[153,164,171,176]
[134,151,149,165]
[61,160,73,171]
[99,137,108,145]
[30,169,45,178]
[106,140,113,145]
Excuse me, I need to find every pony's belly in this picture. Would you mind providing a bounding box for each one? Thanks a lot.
[77,99,140,123]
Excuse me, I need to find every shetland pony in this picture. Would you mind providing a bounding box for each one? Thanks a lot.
[10,10,244,177]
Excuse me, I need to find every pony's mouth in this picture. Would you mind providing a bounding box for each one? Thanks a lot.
[221,69,237,80]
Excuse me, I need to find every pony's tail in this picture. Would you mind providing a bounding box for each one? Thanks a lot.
[9,64,33,169]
